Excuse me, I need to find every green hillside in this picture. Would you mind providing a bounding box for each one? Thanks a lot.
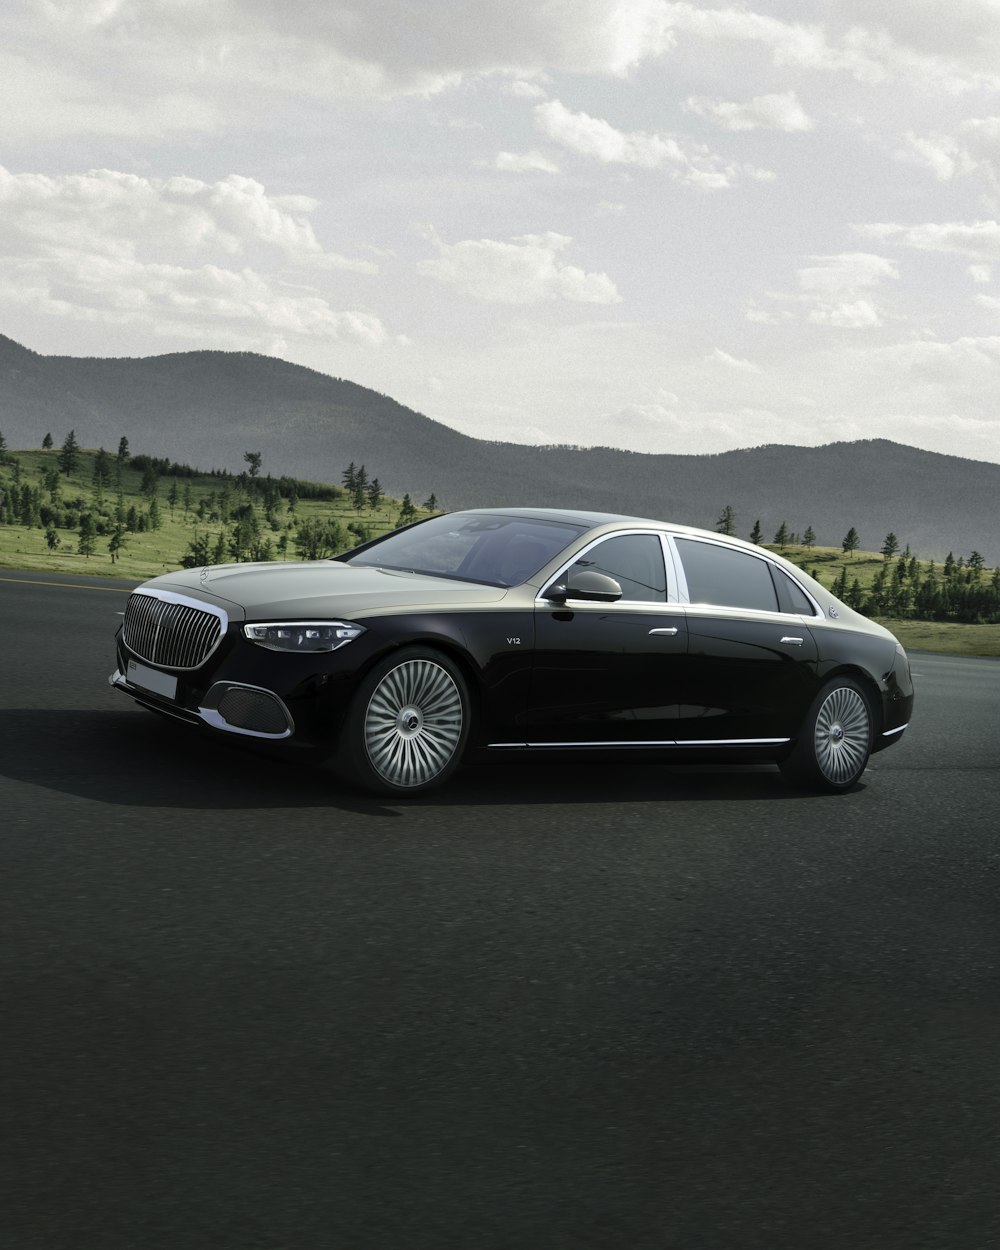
[0,443,429,581]
[1,440,997,655]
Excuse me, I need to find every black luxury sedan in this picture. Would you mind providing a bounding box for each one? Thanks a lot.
[110,508,913,795]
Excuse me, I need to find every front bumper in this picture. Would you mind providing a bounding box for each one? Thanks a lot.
[109,668,296,740]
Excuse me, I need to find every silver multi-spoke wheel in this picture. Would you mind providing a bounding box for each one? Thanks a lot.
[363,657,465,788]
[781,676,875,792]
[813,686,871,785]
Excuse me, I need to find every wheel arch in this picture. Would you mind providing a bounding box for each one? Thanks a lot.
[814,663,885,738]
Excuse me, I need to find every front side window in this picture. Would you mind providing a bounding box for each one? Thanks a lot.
[568,533,667,602]
[675,538,778,612]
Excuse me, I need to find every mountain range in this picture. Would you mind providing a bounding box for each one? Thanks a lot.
[0,333,996,561]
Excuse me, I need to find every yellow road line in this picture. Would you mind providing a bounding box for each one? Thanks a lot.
[0,575,133,593]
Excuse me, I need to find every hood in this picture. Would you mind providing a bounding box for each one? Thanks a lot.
[144,560,509,621]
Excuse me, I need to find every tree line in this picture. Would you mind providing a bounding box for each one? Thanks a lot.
[715,504,1000,623]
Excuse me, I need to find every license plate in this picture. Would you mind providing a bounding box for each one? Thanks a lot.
[127,659,178,701]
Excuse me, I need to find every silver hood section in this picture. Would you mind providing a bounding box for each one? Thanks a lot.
[141,561,509,622]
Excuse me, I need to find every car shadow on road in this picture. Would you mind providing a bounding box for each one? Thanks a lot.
[0,707,843,813]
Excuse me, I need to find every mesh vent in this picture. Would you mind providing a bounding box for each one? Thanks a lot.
[216,687,290,735]
[123,593,223,669]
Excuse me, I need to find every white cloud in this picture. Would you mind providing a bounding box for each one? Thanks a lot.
[898,131,974,181]
[0,167,376,272]
[503,79,549,99]
[23,0,678,106]
[858,220,1000,261]
[493,150,560,174]
[661,2,1000,92]
[807,299,882,328]
[797,252,900,294]
[709,349,763,373]
[970,264,993,283]
[684,91,813,133]
[534,98,759,188]
[0,165,386,346]
[417,229,621,305]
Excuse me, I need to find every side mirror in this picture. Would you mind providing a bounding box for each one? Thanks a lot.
[544,571,622,603]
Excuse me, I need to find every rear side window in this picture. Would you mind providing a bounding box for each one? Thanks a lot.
[675,538,778,612]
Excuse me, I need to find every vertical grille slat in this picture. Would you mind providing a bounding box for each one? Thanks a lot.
[123,591,225,670]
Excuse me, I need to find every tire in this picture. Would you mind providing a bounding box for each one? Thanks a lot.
[780,676,874,792]
[337,647,470,795]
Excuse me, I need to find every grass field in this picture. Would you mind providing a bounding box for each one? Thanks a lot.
[1,446,996,657]
[0,447,410,581]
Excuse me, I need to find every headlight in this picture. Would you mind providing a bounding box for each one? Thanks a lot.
[243,621,365,653]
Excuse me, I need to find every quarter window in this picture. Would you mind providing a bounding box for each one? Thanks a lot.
[773,567,817,616]
[675,538,778,612]
[569,534,667,602]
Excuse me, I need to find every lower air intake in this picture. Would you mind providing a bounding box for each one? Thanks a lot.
[216,687,291,735]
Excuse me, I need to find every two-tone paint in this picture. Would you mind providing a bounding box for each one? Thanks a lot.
[110,508,913,771]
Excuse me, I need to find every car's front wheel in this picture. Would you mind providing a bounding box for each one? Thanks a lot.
[337,647,470,795]
[780,676,874,792]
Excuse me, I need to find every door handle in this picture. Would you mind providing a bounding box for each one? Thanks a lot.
[649,627,679,636]
[780,636,804,645]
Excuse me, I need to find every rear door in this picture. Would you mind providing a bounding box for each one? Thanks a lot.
[669,536,820,743]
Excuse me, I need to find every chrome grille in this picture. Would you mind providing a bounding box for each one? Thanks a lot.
[123,591,225,670]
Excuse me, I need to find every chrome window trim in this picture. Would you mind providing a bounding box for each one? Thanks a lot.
[664,533,823,619]
[534,528,673,608]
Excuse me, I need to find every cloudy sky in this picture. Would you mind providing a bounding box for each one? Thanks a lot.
[5,1,1000,464]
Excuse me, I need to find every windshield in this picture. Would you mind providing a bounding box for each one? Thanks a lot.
[345,513,587,587]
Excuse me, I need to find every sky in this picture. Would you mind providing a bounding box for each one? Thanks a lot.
[5,1,1000,465]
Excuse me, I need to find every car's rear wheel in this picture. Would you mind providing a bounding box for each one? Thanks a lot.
[780,676,874,792]
[337,647,470,795]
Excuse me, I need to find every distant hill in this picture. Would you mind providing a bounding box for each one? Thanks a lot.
[0,333,996,560]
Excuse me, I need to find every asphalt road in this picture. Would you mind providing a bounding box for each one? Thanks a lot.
[2,568,999,1250]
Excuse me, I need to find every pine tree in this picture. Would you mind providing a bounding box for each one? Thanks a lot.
[342,462,357,492]
[832,567,849,599]
[749,518,762,545]
[881,532,899,561]
[42,432,53,449]
[773,521,790,548]
[77,513,96,557]
[117,437,130,463]
[45,526,59,551]
[92,447,113,487]
[422,493,439,513]
[716,505,736,536]
[367,478,384,511]
[167,481,179,514]
[396,493,417,526]
[243,451,262,478]
[148,497,162,530]
[842,527,860,554]
[108,523,127,564]
[58,429,80,476]
[803,526,815,547]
